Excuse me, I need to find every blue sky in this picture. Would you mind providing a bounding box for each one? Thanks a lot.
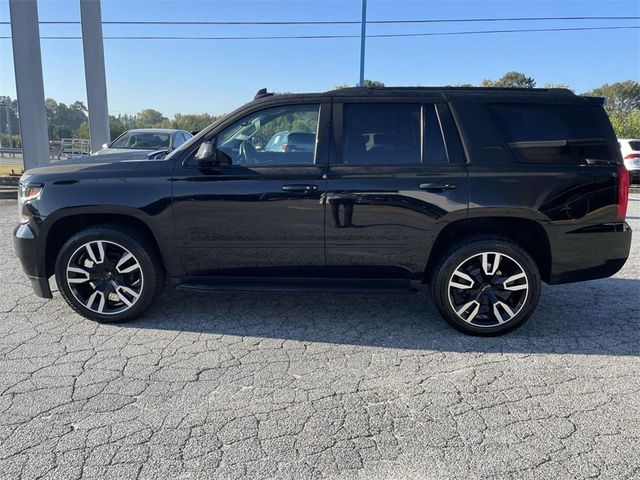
[1,0,639,117]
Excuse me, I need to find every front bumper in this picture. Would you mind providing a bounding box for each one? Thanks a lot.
[547,222,632,284]
[13,221,52,299]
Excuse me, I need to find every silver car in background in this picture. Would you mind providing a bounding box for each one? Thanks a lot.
[92,128,193,160]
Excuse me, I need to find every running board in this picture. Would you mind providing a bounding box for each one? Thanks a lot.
[175,277,414,294]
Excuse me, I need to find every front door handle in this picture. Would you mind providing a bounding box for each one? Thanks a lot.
[419,182,456,192]
[282,184,318,193]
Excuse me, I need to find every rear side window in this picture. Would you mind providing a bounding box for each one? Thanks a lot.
[490,103,610,164]
[342,103,421,164]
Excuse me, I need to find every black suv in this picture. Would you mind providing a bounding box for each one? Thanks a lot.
[14,87,632,335]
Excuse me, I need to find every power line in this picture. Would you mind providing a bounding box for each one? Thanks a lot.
[0,16,639,26]
[0,25,637,40]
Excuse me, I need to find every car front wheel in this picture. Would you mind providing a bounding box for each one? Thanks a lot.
[55,225,164,322]
[431,236,541,335]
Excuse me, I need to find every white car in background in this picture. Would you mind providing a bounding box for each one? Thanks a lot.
[619,138,640,183]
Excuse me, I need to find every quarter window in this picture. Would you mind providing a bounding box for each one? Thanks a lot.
[341,103,421,164]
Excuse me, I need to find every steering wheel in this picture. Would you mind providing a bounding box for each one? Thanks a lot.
[238,140,259,165]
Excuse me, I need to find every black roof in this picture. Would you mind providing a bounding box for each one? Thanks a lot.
[247,86,596,108]
[254,85,576,100]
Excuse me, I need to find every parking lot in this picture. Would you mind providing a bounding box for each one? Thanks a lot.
[0,196,638,479]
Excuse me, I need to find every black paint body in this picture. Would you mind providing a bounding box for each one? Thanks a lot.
[13,88,632,299]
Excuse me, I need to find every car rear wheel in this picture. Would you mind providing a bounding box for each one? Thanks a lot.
[431,236,541,335]
[55,225,164,322]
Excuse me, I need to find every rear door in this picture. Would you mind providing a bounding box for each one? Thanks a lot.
[324,100,468,278]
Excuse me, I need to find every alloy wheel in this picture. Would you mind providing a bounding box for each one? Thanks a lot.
[66,240,144,315]
[447,251,529,327]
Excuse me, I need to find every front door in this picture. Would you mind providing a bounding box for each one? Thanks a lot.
[172,102,330,276]
[325,101,468,278]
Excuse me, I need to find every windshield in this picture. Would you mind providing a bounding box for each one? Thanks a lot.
[110,132,170,150]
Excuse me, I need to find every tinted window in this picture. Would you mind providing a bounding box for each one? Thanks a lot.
[629,141,640,151]
[490,103,602,143]
[342,103,420,164]
[490,103,610,164]
[217,105,319,166]
[424,105,448,163]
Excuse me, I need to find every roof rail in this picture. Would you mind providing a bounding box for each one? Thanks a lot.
[254,88,274,100]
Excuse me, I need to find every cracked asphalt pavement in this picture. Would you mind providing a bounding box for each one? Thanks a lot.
[1,196,639,479]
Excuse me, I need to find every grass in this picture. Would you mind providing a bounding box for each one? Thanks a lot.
[0,165,24,176]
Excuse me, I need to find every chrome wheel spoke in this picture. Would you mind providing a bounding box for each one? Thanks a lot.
[67,266,92,284]
[492,300,516,324]
[85,290,106,313]
[481,252,501,276]
[115,285,139,307]
[115,252,140,274]
[502,272,528,291]
[85,241,105,264]
[456,300,481,322]
[449,269,475,290]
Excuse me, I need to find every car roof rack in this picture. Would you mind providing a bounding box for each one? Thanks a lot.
[254,88,274,100]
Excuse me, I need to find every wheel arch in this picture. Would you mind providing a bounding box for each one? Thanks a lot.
[425,217,552,283]
[44,210,163,278]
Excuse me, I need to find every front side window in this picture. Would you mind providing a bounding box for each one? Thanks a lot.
[216,105,319,166]
[341,103,421,164]
[111,132,171,150]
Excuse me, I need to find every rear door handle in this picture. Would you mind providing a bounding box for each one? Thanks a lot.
[419,183,456,192]
[282,184,318,193]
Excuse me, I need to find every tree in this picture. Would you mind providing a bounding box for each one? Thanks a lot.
[45,98,88,139]
[109,116,127,139]
[170,113,222,132]
[583,81,640,116]
[481,71,536,88]
[335,79,386,89]
[135,109,167,128]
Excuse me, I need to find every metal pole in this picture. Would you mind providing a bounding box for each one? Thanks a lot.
[359,0,367,87]
[80,0,110,152]
[6,106,13,149]
[9,0,49,169]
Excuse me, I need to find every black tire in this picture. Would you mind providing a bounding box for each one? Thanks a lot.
[55,225,165,323]
[430,236,541,336]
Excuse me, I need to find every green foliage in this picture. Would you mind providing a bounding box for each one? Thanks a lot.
[169,113,223,132]
[335,79,386,89]
[582,80,640,116]
[481,71,536,88]
[257,110,318,144]
[45,98,87,139]
[135,109,167,128]
[608,110,640,139]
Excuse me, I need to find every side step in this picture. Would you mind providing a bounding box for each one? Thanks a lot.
[175,277,414,294]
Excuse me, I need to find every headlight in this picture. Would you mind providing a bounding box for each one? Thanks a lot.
[18,183,43,223]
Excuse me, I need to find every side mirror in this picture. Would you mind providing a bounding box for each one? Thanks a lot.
[101,143,109,149]
[195,140,217,163]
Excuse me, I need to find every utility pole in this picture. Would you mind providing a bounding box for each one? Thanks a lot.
[9,0,49,169]
[80,0,110,152]
[359,0,367,87]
